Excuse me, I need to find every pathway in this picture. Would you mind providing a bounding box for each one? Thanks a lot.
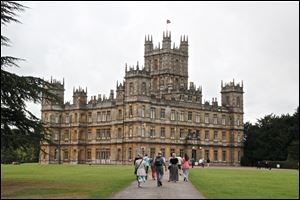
[111,170,205,199]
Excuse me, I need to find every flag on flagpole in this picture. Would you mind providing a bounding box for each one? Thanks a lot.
[167,19,171,24]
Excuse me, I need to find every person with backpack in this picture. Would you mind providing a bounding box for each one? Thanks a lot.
[154,151,167,187]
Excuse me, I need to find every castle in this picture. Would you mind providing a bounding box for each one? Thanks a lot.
[40,31,244,166]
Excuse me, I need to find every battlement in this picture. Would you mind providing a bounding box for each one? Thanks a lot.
[221,79,244,93]
[125,62,150,78]
[73,86,87,95]
[144,31,188,55]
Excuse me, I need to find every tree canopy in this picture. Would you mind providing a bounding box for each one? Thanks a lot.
[242,107,299,167]
[1,1,59,162]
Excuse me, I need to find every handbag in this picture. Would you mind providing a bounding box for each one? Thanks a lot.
[134,159,143,175]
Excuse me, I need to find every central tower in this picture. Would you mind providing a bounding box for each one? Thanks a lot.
[144,31,189,94]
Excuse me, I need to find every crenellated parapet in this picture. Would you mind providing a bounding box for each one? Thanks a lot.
[125,62,150,78]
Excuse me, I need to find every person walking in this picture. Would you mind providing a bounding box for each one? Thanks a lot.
[177,155,183,176]
[154,151,167,187]
[191,158,195,168]
[182,153,190,182]
[168,153,179,182]
[149,157,156,180]
[134,153,147,188]
[207,157,210,168]
[143,154,150,180]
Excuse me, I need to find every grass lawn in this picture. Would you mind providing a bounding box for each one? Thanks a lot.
[189,167,299,199]
[1,163,133,199]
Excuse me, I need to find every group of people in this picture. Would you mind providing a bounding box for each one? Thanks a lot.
[134,151,191,188]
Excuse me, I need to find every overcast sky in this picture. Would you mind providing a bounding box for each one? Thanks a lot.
[2,1,299,123]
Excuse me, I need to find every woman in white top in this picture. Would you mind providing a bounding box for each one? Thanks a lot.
[134,153,147,188]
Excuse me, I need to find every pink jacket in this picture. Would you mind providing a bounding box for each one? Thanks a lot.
[182,159,190,169]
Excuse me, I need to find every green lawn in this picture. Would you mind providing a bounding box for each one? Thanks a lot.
[189,167,299,199]
[1,163,133,199]
[2,164,299,199]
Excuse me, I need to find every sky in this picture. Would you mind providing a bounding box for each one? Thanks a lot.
[2,1,299,123]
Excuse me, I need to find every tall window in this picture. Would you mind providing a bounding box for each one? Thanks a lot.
[160,108,165,119]
[65,114,70,124]
[237,96,240,107]
[106,111,111,121]
[179,112,184,121]
[205,113,209,124]
[118,109,122,119]
[129,127,133,138]
[87,129,92,141]
[222,131,226,141]
[106,129,111,138]
[214,131,218,141]
[141,82,146,95]
[64,150,69,160]
[150,148,156,158]
[237,118,241,126]
[160,127,165,138]
[214,150,218,161]
[195,114,200,123]
[188,111,192,121]
[150,108,156,119]
[150,127,155,138]
[128,147,132,160]
[96,129,101,139]
[141,105,145,117]
[129,82,134,95]
[205,150,209,160]
[205,130,209,140]
[117,128,122,138]
[55,115,59,124]
[171,110,175,121]
[87,112,92,123]
[97,112,101,122]
[222,115,226,125]
[102,111,106,121]
[213,114,218,124]
[54,149,58,160]
[237,132,241,142]
[171,128,175,139]
[180,129,184,139]
[96,149,101,159]
[180,149,184,158]
[141,127,145,137]
[222,151,226,161]
[129,105,133,117]
[87,149,92,160]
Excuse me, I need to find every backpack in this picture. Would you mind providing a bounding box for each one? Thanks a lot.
[155,156,163,166]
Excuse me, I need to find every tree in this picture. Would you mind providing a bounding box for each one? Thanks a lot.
[242,107,299,167]
[1,1,59,161]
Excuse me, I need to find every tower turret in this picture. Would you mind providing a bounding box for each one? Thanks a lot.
[162,31,171,49]
[42,77,64,108]
[221,80,244,112]
[144,35,153,54]
[73,87,87,106]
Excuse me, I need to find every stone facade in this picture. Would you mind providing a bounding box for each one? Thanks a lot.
[40,31,244,166]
